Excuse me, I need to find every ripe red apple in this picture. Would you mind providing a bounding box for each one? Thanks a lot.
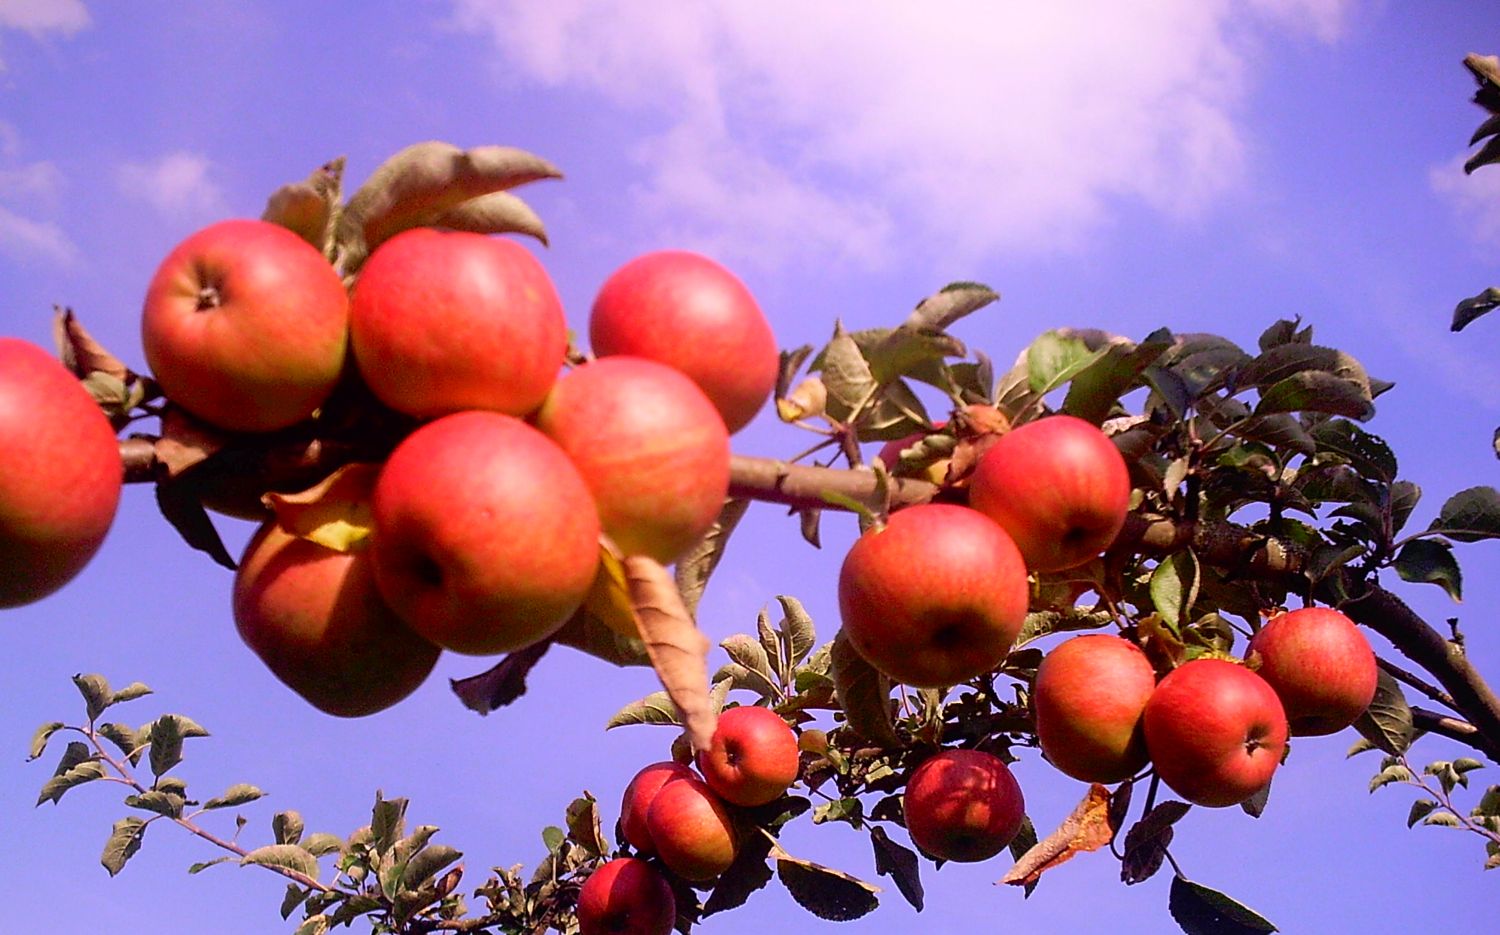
[1247,607,1377,736]
[534,356,730,563]
[370,411,600,655]
[838,503,1029,688]
[620,761,696,855]
[232,522,440,717]
[1034,634,1156,784]
[141,219,349,432]
[350,228,566,419]
[645,776,738,881]
[0,338,122,608]
[576,857,676,935]
[697,705,800,807]
[903,749,1025,862]
[1143,658,1289,808]
[590,250,777,434]
[967,414,1131,572]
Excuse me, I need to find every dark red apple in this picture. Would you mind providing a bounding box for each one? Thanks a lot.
[620,761,696,855]
[1247,607,1377,736]
[576,857,675,935]
[697,705,800,807]
[1034,634,1155,784]
[904,749,1025,862]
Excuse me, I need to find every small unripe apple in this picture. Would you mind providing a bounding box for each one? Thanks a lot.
[535,356,730,563]
[141,219,349,432]
[1034,634,1155,784]
[576,857,676,935]
[838,504,1029,688]
[590,250,777,434]
[697,706,800,807]
[233,523,440,717]
[1143,658,1289,808]
[620,761,696,855]
[903,749,1025,862]
[370,411,600,655]
[645,776,738,881]
[968,414,1131,572]
[350,228,567,419]
[1247,607,1377,736]
[0,338,122,607]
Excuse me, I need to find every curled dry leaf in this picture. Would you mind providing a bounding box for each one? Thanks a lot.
[1001,783,1117,888]
[261,157,345,250]
[777,376,829,422]
[428,191,549,245]
[152,408,230,480]
[625,555,715,752]
[263,463,382,553]
[53,307,129,381]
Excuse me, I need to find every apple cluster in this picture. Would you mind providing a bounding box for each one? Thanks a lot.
[132,219,778,717]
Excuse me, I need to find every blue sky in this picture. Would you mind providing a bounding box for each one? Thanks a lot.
[3,2,1499,932]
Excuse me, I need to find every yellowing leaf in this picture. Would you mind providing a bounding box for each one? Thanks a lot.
[265,464,381,553]
[625,555,715,752]
[583,548,639,639]
[1001,784,1117,888]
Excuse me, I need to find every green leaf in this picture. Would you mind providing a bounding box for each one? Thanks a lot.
[1466,135,1500,174]
[864,327,966,386]
[1423,810,1462,828]
[1168,876,1279,933]
[1007,815,1040,898]
[777,595,817,668]
[95,723,144,764]
[1150,551,1200,630]
[111,682,154,705]
[37,742,104,805]
[1027,330,1107,395]
[541,824,565,854]
[773,846,881,922]
[1369,763,1415,793]
[155,480,237,570]
[1255,372,1373,421]
[1394,540,1463,602]
[28,721,65,761]
[722,634,780,699]
[812,797,865,826]
[757,608,788,685]
[1451,286,1500,331]
[124,790,185,818]
[300,833,344,858]
[1406,800,1439,828]
[674,498,751,618]
[1353,669,1415,756]
[830,631,899,748]
[241,843,320,881]
[203,784,265,810]
[904,281,998,332]
[371,794,407,856]
[402,843,462,889]
[565,794,608,858]
[293,914,330,935]
[1062,331,1174,425]
[278,883,310,919]
[1239,345,1373,400]
[870,826,923,911]
[273,810,305,846]
[188,856,234,874]
[816,321,879,423]
[1390,481,1422,535]
[1311,420,1398,486]
[1428,486,1500,542]
[606,689,682,730]
[72,674,113,722]
[148,715,185,778]
[101,817,147,877]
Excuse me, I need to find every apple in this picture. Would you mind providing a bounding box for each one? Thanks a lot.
[0,338,122,608]
[232,522,440,717]
[370,411,600,655]
[576,857,676,935]
[1034,634,1156,784]
[1247,607,1378,736]
[350,228,566,419]
[590,250,777,434]
[838,503,1029,688]
[967,414,1131,572]
[645,776,738,881]
[903,749,1025,862]
[1142,658,1289,808]
[620,761,696,854]
[697,705,800,807]
[141,219,349,433]
[534,356,730,563]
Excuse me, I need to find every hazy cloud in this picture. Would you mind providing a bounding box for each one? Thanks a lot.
[0,203,76,263]
[449,0,1351,269]
[1430,154,1500,252]
[117,151,231,220]
[0,0,90,69]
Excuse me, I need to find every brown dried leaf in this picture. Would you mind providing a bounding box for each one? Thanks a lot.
[264,463,381,553]
[153,408,229,480]
[626,555,715,752]
[53,307,129,380]
[261,157,344,250]
[1000,783,1117,888]
[777,376,829,422]
[429,191,549,245]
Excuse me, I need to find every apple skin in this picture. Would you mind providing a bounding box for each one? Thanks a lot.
[697,706,800,807]
[903,749,1025,863]
[0,338,122,608]
[590,250,777,434]
[232,523,440,717]
[645,776,738,881]
[576,857,676,935]
[141,219,349,432]
[370,411,600,655]
[350,228,567,419]
[1247,607,1377,736]
[1034,634,1156,784]
[967,414,1131,572]
[1143,658,1289,808]
[838,504,1029,688]
[534,356,730,563]
[620,761,697,855]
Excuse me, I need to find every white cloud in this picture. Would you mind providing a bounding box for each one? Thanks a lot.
[449,0,1351,270]
[117,151,231,220]
[0,202,76,263]
[1430,153,1500,251]
[0,0,90,69]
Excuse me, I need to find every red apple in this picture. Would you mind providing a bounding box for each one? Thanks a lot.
[903,749,1025,862]
[232,522,439,717]
[370,411,600,655]
[838,504,1029,688]
[967,414,1131,572]
[350,228,566,419]
[1247,607,1377,736]
[1143,658,1289,808]
[697,705,800,807]
[620,761,696,855]
[0,338,122,608]
[141,219,349,432]
[1034,634,1156,784]
[576,857,676,935]
[645,776,738,881]
[590,250,777,434]
[534,356,729,563]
